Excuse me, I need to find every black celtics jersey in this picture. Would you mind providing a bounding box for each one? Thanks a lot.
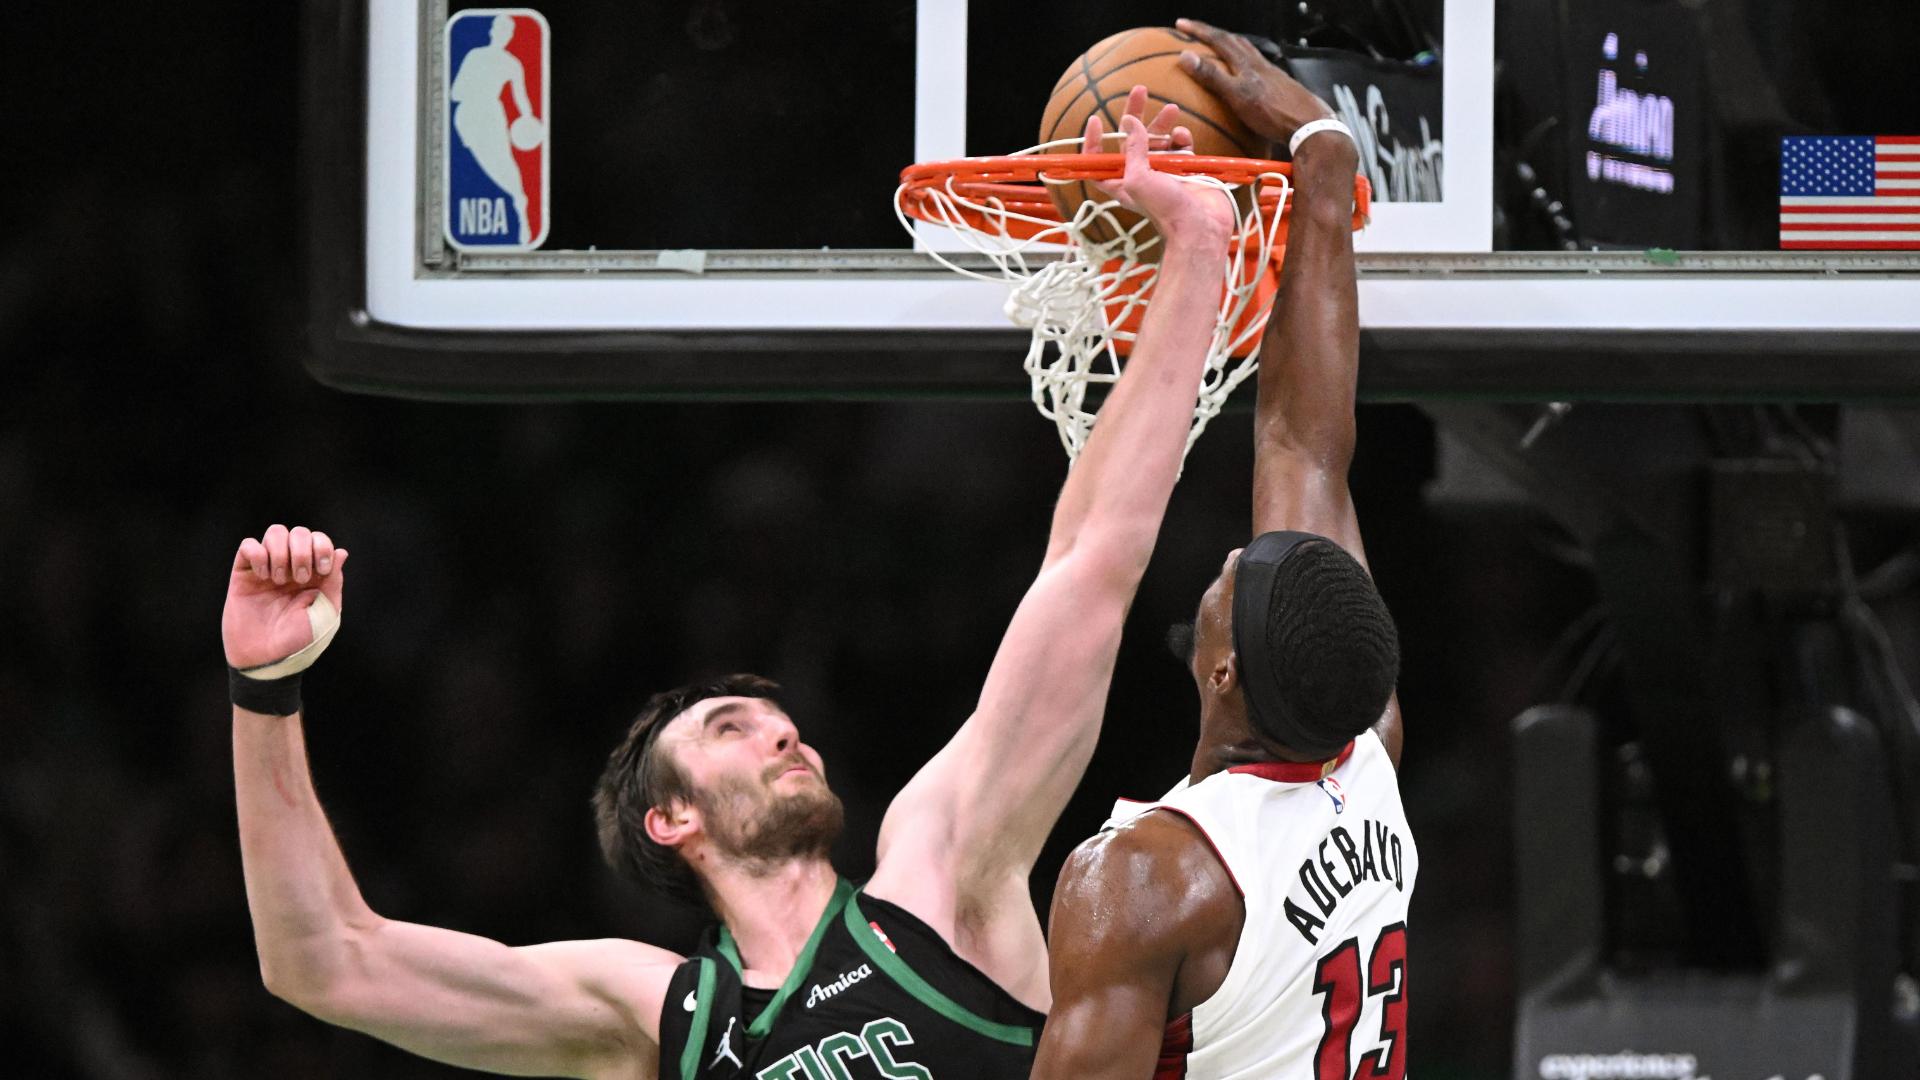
[657,880,1043,1079]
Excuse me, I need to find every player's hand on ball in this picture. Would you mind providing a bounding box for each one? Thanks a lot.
[1175,18,1338,149]
[1080,85,1195,155]
[223,525,347,672]
[1086,90,1232,242]
[1125,84,1196,155]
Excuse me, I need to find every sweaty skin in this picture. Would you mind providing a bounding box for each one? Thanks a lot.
[1031,20,1402,1079]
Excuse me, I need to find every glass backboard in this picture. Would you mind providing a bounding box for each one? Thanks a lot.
[305,0,1920,400]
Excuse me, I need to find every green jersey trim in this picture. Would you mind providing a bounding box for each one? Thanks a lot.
[716,878,856,1039]
[678,959,717,1080]
[843,894,1037,1048]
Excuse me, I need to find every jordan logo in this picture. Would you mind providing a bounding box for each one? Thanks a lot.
[710,1015,744,1071]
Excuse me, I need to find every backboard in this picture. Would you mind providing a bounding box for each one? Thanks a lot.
[305,0,1920,401]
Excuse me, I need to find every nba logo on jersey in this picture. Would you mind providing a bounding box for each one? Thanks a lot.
[444,8,549,250]
[1318,776,1348,813]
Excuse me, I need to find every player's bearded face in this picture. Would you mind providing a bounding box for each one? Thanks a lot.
[694,756,845,862]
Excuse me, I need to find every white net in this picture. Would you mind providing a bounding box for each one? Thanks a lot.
[895,139,1293,461]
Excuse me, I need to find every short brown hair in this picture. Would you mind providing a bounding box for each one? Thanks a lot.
[592,674,782,909]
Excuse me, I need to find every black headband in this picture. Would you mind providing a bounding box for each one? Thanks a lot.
[1230,529,1333,751]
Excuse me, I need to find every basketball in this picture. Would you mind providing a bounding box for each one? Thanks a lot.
[510,115,545,152]
[1038,26,1266,251]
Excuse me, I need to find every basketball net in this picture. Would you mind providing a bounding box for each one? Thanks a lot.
[895,138,1292,462]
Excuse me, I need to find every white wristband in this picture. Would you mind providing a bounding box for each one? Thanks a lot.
[1289,118,1355,158]
[240,594,342,680]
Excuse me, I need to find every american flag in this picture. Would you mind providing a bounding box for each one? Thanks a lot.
[1780,136,1920,249]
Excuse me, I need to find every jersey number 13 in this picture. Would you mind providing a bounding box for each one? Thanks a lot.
[1312,923,1408,1080]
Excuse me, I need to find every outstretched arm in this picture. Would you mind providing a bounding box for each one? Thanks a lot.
[869,95,1232,906]
[1180,21,1404,767]
[227,526,676,1078]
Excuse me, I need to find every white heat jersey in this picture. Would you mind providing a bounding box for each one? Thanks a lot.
[1103,730,1416,1080]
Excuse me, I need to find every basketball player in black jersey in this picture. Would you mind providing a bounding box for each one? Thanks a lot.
[224,90,1232,1080]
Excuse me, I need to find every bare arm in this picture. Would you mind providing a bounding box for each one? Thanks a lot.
[226,526,676,1078]
[1181,21,1404,767]
[1252,140,1364,547]
[869,99,1232,903]
[1031,815,1242,1079]
[1259,140,1405,767]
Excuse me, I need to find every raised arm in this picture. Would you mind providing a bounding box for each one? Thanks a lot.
[1180,20,1404,766]
[868,96,1233,902]
[225,525,677,1078]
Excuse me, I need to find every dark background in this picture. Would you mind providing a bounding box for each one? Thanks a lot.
[5,1,1916,1078]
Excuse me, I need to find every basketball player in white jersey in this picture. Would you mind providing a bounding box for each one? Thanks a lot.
[1032,21,1412,1080]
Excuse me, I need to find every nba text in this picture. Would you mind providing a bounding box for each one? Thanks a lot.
[458,198,515,237]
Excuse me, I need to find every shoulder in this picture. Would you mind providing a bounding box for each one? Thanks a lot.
[1065,810,1219,875]
[1051,811,1240,954]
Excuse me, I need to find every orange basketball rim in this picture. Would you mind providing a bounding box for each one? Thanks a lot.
[898,150,1372,357]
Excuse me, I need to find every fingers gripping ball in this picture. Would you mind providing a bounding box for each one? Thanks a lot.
[1039,26,1264,254]
[510,116,545,151]
[229,595,341,715]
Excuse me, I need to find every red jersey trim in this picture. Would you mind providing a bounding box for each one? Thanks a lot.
[1155,1011,1194,1079]
[1226,739,1356,783]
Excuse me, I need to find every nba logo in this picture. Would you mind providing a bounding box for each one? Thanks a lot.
[444,8,549,250]
[1318,776,1347,814]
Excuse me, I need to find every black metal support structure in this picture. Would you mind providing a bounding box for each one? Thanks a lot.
[1431,403,1920,1079]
